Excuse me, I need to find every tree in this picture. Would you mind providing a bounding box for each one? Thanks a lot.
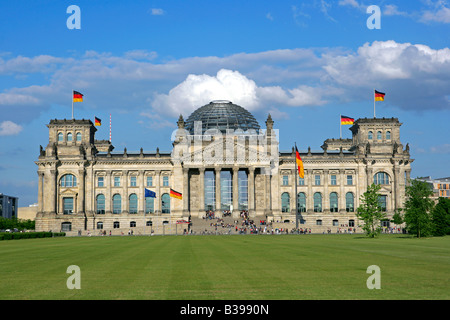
[404,179,435,238]
[392,208,403,226]
[357,183,386,237]
[431,197,450,236]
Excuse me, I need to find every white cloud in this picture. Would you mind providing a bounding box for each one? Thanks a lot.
[0,121,23,136]
[383,4,408,16]
[150,8,164,16]
[420,5,450,23]
[150,69,329,118]
[1,40,449,125]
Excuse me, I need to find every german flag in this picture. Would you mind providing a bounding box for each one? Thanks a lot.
[170,188,182,200]
[73,90,83,102]
[295,146,304,179]
[94,117,101,126]
[374,90,385,101]
[341,115,354,125]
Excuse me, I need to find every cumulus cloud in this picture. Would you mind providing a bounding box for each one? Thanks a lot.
[150,69,329,117]
[0,121,23,136]
[0,40,449,125]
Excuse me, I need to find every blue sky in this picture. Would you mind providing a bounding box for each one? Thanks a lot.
[1,0,450,206]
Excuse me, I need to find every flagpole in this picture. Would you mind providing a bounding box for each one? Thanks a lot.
[109,114,112,142]
[72,90,74,119]
[373,88,376,118]
[295,142,298,230]
[340,114,342,139]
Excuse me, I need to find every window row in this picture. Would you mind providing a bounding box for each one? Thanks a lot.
[281,172,390,186]
[58,174,171,188]
[57,132,82,142]
[95,193,170,214]
[282,175,354,186]
[281,192,387,213]
[61,220,158,231]
[368,130,391,140]
[281,192,355,213]
[97,176,169,187]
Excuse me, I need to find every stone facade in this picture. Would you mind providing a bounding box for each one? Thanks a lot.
[35,107,413,234]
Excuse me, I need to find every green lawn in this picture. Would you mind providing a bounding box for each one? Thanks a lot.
[0,234,449,300]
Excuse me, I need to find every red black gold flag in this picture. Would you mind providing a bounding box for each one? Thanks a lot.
[374,90,385,101]
[95,117,101,126]
[73,91,83,102]
[295,146,304,179]
[170,188,182,200]
[340,115,354,125]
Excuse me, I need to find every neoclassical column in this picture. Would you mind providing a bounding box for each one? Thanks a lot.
[183,168,189,214]
[49,168,57,213]
[307,169,313,213]
[323,169,329,212]
[339,169,345,212]
[77,168,85,214]
[199,168,205,214]
[232,167,239,212]
[122,170,128,213]
[248,167,255,213]
[155,170,161,214]
[37,171,44,212]
[138,170,144,214]
[215,167,221,212]
[105,170,112,214]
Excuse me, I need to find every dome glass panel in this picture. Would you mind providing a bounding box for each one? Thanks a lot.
[185,100,260,134]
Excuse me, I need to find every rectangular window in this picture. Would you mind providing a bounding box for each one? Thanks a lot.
[378,195,387,212]
[298,177,304,185]
[97,177,104,187]
[331,175,337,185]
[315,175,321,186]
[163,176,169,186]
[146,176,152,187]
[282,176,289,186]
[63,197,73,215]
[347,175,353,185]
[130,176,137,187]
[114,176,120,187]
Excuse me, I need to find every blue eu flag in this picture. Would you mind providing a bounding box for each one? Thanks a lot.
[145,188,156,198]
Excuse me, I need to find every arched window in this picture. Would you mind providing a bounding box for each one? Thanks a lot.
[112,194,121,214]
[297,192,306,213]
[60,174,77,187]
[377,131,382,140]
[113,221,120,229]
[96,194,105,214]
[374,172,390,185]
[67,132,72,141]
[161,193,170,214]
[76,132,82,142]
[346,192,354,212]
[129,194,138,214]
[368,131,373,140]
[58,132,63,142]
[130,221,136,228]
[281,192,290,212]
[330,192,338,212]
[97,221,103,230]
[386,131,391,140]
[314,192,322,212]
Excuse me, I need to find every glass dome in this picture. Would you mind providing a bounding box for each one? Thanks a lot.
[185,100,260,135]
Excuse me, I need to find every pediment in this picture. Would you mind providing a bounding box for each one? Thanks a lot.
[174,138,277,166]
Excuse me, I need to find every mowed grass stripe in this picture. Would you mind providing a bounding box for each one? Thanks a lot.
[0,235,448,299]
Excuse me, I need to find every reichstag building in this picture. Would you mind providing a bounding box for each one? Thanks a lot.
[35,100,413,234]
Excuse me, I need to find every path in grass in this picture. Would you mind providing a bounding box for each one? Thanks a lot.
[0,234,448,299]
